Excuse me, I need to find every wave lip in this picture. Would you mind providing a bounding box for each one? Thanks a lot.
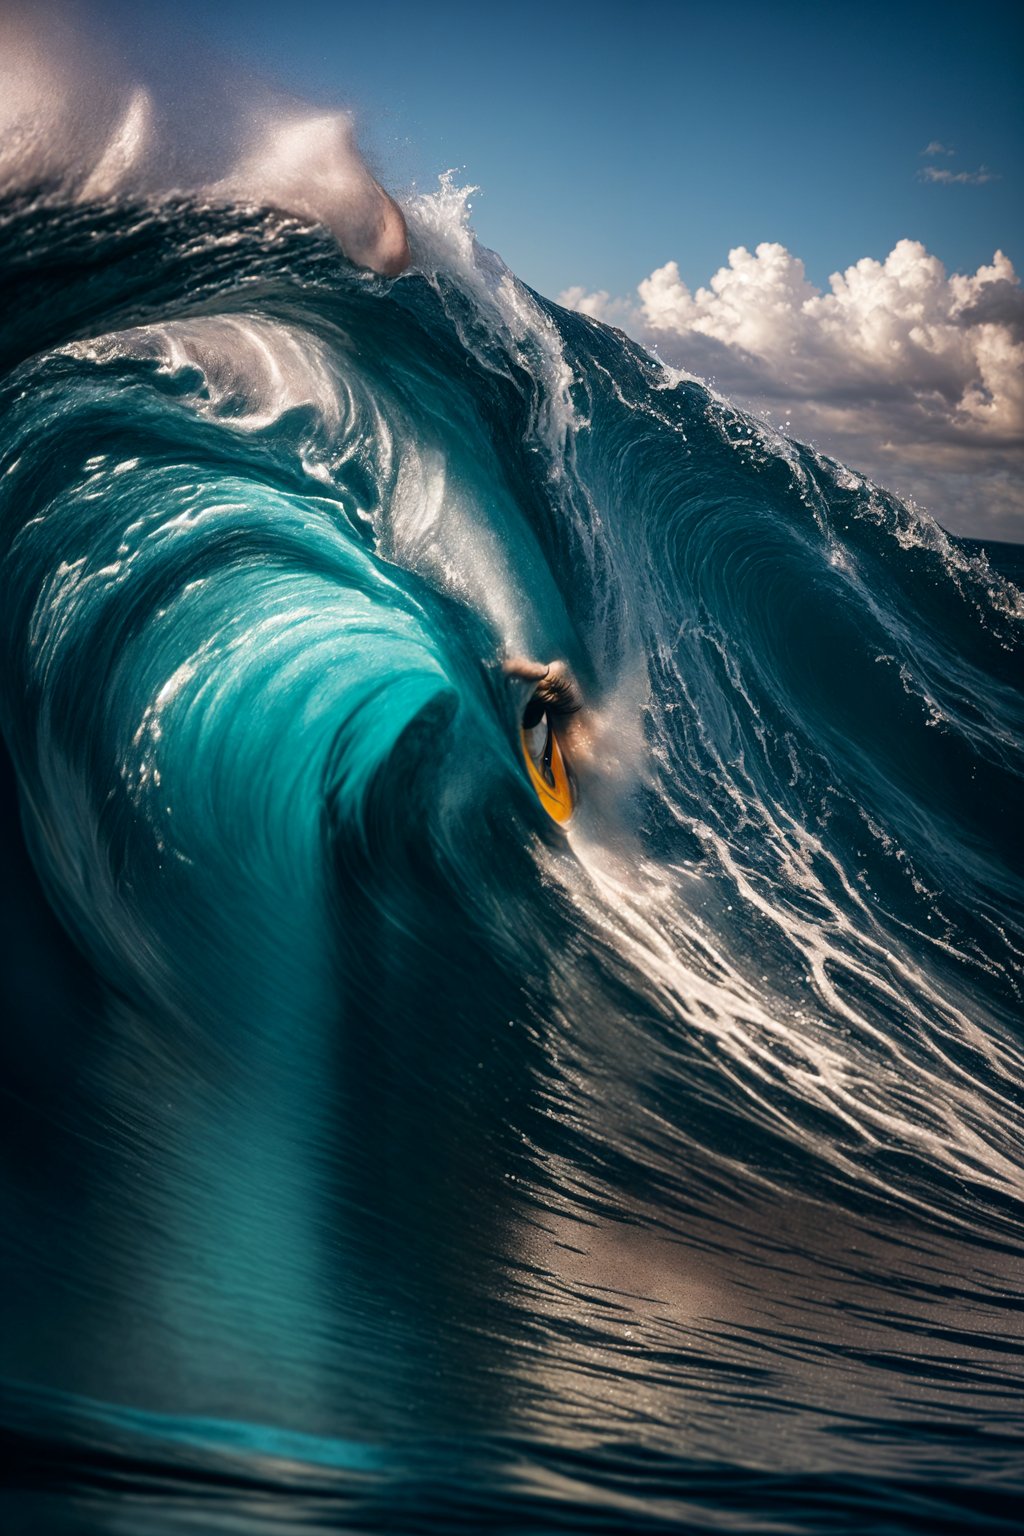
[0,5,409,274]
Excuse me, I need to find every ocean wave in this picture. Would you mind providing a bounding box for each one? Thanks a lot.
[0,60,1022,1535]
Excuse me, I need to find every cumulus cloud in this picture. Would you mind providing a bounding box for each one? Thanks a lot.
[559,241,1024,541]
[556,285,636,328]
[921,141,956,157]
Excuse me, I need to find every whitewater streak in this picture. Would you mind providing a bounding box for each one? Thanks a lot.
[0,28,1022,1536]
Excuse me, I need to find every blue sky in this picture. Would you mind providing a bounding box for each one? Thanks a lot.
[103,0,1022,301]
[73,0,1024,538]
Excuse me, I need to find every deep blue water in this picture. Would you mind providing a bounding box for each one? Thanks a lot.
[0,180,1022,1534]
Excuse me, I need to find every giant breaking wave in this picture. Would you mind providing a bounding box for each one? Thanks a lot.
[0,25,1022,1536]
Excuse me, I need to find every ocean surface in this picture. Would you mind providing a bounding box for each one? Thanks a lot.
[1,168,1022,1535]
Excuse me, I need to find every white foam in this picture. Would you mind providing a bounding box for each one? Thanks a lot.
[404,173,579,462]
[60,315,347,468]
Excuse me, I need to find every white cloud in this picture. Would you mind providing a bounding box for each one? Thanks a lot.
[559,241,1024,541]
[919,164,1000,185]
[921,141,956,157]
[556,285,636,328]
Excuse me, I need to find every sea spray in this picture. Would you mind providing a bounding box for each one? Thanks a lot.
[0,2,408,272]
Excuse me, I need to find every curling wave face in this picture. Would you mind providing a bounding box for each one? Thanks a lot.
[1,165,1023,1533]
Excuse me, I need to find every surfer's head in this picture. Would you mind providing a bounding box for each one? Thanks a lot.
[504,658,585,825]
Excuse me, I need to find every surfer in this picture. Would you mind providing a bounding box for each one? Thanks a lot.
[504,657,588,824]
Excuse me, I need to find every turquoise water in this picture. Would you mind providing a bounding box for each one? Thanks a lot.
[0,178,1022,1534]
